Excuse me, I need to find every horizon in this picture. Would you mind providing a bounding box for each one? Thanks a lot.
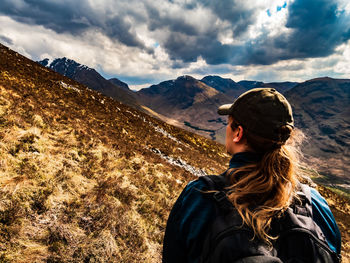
[1,0,350,89]
[36,55,337,91]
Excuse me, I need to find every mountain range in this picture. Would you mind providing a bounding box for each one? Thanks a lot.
[1,43,350,261]
[285,77,350,181]
[38,57,349,186]
[136,75,231,141]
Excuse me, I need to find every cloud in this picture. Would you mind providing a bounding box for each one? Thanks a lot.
[198,0,256,37]
[0,0,146,49]
[282,0,350,57]
[154,0,350,66]
[146,0,350,66]
[1,0,350,85]
[233,0,350,65]
[0,35,13,45]
[143,0,258,64]
[3,0,349,67]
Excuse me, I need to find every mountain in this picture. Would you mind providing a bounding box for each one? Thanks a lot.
[202,76,297,97]
[137,74,349,185]
[201,75,248,98]
[38,57,140,109]
[108,77,130,91]
[0,43,350,262]
[136,75,232,141]
[237,80,264,89]
[262,81,298,94]
[285,77,350,183]
[136,76,296,143]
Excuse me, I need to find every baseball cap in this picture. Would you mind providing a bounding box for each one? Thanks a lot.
[218,88,294,142]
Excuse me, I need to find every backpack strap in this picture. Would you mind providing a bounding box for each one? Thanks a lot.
[294,183,312,217]
[199,174,227,190]
[273,183,330,246]
[199,175,234,213]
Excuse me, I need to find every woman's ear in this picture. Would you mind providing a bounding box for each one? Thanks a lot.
[233,125,244,143]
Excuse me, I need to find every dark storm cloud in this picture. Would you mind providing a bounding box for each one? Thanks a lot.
[231,0,350,65]
[144,0,257,64]
[164,33,233,64]
[145,4,199,35]
[278,0,350,58]
[198,0,256,37]
[0,0,145,48]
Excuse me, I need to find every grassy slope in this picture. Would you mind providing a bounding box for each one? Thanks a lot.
[0,44,227,262]
[0,44,349,262]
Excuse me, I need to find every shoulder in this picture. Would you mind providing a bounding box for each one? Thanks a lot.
[183,178,209,193]
[171,178,215,223]
[163,178,217,262]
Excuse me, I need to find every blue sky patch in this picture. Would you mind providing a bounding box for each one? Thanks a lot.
[277,2,287,12]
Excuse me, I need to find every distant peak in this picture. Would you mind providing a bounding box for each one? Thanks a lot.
[307,77,333,82]
[108,78,129,90]
[38,58,51,67]
[37,57,94,78]
[177,75,196,81]
[39,57,93,73]
[202,75,221,80]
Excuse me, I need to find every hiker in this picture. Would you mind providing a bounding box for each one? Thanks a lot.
[162,88,341,262]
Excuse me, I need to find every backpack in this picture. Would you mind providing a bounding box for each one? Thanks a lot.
[198,175,341,263]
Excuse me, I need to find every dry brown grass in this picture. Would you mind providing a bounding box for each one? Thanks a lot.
[0,43,227,262]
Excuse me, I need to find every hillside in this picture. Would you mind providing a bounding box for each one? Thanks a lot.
[0,44,349,262]
[285,78,350,185]
[38,58,140,110]
[201,76,297,97]
[0,44,228,262]
[201,75,248,98]
[137,76,298,145]
[137,74,349,189]
[261,81,298,93]
[136,75,232,141]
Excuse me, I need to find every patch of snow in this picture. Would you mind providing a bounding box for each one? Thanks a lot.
[58,81,81,93]
[154,126,183,144]
[125,110,138,118]
[140,117,187,147]
[148,147,206,177]
[46,58,53,66]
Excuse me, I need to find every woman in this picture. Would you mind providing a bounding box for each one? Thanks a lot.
[162,88,341,262]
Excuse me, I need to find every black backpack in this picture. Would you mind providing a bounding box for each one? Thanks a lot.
[198,175,341,263]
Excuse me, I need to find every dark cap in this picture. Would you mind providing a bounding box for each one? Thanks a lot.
[218,88,294,142]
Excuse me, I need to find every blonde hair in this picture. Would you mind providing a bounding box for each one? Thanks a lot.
[226,122,303,245]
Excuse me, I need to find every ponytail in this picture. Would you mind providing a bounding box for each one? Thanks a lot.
[225,126,302,245]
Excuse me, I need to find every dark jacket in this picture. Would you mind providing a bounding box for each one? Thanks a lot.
[162,152,341,263]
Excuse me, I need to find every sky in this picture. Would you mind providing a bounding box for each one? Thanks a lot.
[1,0,350,90]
